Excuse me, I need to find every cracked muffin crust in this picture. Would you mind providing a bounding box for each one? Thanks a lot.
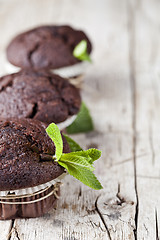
[0,70,81,124]
[0,118,70,191]
[6,25,92,70]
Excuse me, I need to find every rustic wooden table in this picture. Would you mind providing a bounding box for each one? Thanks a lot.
[0,0,160,239]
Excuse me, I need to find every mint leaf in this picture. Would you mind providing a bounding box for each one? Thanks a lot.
[45,123,103,190]
[73,40,91,62]
[63,134,83,152]
[82,149,101,163]
[58,149,102,189]
[60,153,94,171]
[66,102,94,134]
[61,149,101,164]
[46,123,63,160]
[58,160,102,190]
[67,149,101,164]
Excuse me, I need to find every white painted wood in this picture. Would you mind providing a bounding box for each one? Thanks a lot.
[130,0,160,239]
[0,0,159,239]
[0,221,12,240]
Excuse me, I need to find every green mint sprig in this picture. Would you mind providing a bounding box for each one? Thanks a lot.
[46,123,102,190]
[66,102,94,134]
[62,134,83,152]
[46,123,63,160]
[73,40,91,62]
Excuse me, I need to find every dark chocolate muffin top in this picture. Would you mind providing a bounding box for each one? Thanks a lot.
[0,70,81,124]
[0,118,70,191]
[7,25,92,69]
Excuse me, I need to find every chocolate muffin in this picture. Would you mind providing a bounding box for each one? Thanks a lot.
[6,25,92,82]
[0,118,70,219]
[0,70,81,129]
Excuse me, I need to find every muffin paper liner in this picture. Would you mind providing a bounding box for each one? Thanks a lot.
[51,61,90,78]
[5,61,90,78]
[5,62,20,75]
[0,172,67,196]
[68,75,83,89]
[0,183,60,204]
[57,115,77,130]
[0,183,61,219]
[5,62,87,88]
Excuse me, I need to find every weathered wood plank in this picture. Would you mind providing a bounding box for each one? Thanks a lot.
[0,221,13,240]
[0,0,159,239]
[8,0,137,239]
[128,0,160,239]
[0,0,137,239]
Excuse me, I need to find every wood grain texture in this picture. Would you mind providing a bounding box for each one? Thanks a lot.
[0,0,159,239]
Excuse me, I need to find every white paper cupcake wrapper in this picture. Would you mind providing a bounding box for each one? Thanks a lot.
[4,62,20,75]
[0,172,67,197]
[51,61,90,78]
[67,75,83,89]
[4,62,83,87]
[5,61,90,78]
[57,114,77,130]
